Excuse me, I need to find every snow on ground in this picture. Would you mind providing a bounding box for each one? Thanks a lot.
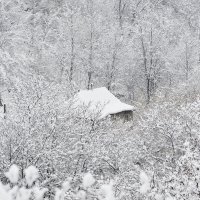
[71,87,134,119]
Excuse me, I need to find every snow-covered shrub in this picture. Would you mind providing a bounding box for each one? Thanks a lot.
[139,171,151,194]
[0,165,46,200]
[82,173,95,188]
[5,165,19,184]
[161,141,200,200]
[0,165,116,200]
[130,98,200,200]
[100,181,115,200]
[25,166,39,187]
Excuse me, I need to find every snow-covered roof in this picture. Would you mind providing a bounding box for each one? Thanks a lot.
[71,87,134,119]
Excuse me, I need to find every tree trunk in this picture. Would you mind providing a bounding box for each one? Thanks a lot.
[69,13,75,82]
[107,47,117,91]
[185,42,189,81]
[140,28,150,103]
[87,4,94,89]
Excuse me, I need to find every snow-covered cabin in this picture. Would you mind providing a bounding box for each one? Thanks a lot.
[71,87,135,121]
[0,88,9,120]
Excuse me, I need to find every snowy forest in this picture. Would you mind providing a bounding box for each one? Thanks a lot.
[1,0,200,199]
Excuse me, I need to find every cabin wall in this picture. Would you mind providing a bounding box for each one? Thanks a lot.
[111,110,133,122]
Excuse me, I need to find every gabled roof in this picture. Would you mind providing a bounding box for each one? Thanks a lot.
[71,87,134,119]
